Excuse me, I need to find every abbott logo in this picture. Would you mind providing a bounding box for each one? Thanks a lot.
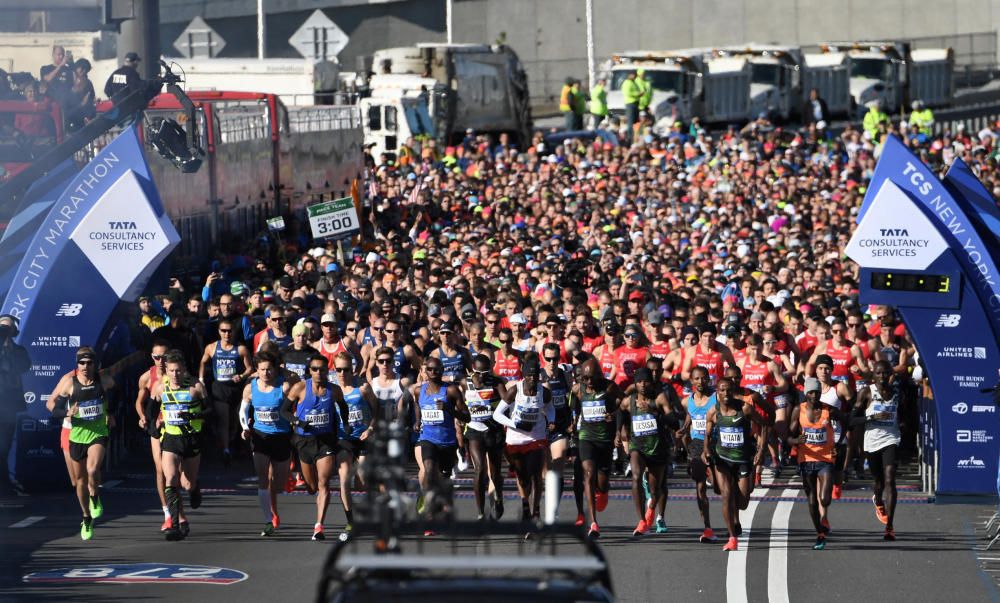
[952,402,968,415]
[957,429,972,442]
[55,303,82,317]
[958,456,986,469]
[935,314,961,328]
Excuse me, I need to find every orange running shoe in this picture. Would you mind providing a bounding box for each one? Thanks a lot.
[574,513,586,527]
[633,520,648,537]
[588,522,601,539]
[699,528,717,543]
[873,495,888,525]
[160,517,172,532]
[595,491,608,512]
[644,506,655,526]
[832,484,842,500]
[272,514,281,530]
[723,536,738,551]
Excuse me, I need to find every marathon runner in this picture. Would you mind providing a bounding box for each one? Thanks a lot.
[857,360,903,541]
[198,318,252,466]
[703,376,769,551]
[429,322,473,384]
[494,328,524,382]
[682,324,737,387]
[282,355,350,540]
[737,334,787,478]
[493,353,554,536]
[379,316,421,386]
[282,323,316,380]
[47,347,118,541]
[542,342,574,506]
[788,377,846,550]
[134,340,177,531]
[463,353,507,520]
[813,354,853,501]
[333,352,378,533]
[150,351,211,541]
[681,366,717,543]
[370,346,410,424]
[240,350,293,536]
[572,358,623,538]
[619,367,677,536]
[411,356,470,533]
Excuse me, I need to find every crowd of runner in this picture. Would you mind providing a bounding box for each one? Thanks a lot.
[44,113,977,551]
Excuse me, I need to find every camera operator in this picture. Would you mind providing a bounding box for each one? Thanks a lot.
[0,315,31,495]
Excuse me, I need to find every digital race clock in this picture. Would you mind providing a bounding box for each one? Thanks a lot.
[869,271,951,293]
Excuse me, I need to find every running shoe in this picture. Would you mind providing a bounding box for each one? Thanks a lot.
[271,514,281,530]
[873,495,888,525]
[164,526,183,541]
[423,529,436,537]
[178,519,190,538]
[190,486,202,509]
[312,525,325,541]
[633,519,648,537]
[456,449,469,472]
[832,484,842,500]
[284,474,296,494]
[644,506,655,526]
[261,523,275,537]
[642,472,651,501]
[595,491,609,512]
[699,528,717,543]
[160,517,173,532]
[80,517,94,541]
[89,496,103,520]
[813,534,827,550]
[755,472,763,487]
[655,519,668,534]
[722,536,738,551]
[416,494,425,514]
[295,475,307,490]
[574,513,586,527]
[494,496,504,520]
[588,522,601,539]
[884,527,896,541]
[820,518,831,534]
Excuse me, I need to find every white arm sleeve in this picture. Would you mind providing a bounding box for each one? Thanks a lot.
[492,399,516,429]
[239,399,252,431]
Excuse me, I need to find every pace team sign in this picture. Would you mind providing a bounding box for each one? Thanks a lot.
[308,196,360,240]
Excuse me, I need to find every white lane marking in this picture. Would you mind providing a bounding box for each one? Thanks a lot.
[9,516,44,528]
[102,480,122,489]
[726,500,759,603]
[767,488,798,603]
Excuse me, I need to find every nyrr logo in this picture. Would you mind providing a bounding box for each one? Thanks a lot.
[934,314,961,328]
[55,303,82,317]
[952,402,968,415]
[958,456,986,469]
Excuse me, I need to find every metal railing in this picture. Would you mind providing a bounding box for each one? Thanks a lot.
[287,105,362,132]
[280,91,361,107]
[217,107,270,143]
[918,386,938,497]
[931,94,1000,135]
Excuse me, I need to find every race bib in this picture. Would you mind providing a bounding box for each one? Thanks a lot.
[854,379,869,393]
[871,403,897,425]
[255,409,279,424]
[470,404,492,421]
[632,416,657,436]
[804,427,827,445]
[348,408,364,425]
[773,394,789,410]
[551,392,567,408]
[582,401,606,423]
[421,408,445,424]
[745,383,767,394]
[77,399,104,420]
[512,405,539,426]
[691,418,707,436]
[719,426,744,448]
[163,404,188,426]
[216,360,236,379]
[305,411,330,427]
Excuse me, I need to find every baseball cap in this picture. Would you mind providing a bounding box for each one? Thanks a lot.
[125,52,141,62]
[320,313,337,325]
[647,311,664,325]
[438,322,456,334]
[628,291,644,301]
[804,377,821,394]
[230,281,248,296]
[509,313,527,325]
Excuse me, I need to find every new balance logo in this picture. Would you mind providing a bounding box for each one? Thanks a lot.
[55,304,82,317]
[934,314,961,328]
[958,456,986,468]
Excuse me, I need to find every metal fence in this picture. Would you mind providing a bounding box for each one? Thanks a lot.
[932,93,1000,135]
[287,105,361,132]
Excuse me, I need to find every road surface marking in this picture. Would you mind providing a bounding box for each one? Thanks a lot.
[10,516,44,528]
[102,480,122,489]
[726,500,759,603]
[768,488,798,603]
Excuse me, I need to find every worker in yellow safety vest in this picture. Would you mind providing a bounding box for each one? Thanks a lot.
[909,100,934,137]
[621,71,641,139]
[560,77,577,130]
[862,100,890,140]
[636,68,652,115]
[589,78,608,129]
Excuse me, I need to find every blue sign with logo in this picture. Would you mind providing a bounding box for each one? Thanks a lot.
[849,135,1000,494]
[1,125,180,489]
[23,563,247,585]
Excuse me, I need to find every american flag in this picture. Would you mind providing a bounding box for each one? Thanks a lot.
[366,170,378,201]
[405,178,423,206]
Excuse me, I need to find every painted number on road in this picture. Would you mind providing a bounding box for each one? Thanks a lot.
[308,197,359,240]
[23,563,247,585]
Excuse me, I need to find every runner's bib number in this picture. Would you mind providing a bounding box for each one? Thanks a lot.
[470,405,492,421]
[691,418,707,437]
[871,403,897,426]
[582,401,606,423]
[719,426,744,448]
[512,405,539,426]
[773,394,789,409]
[255,409,279,424]
[305,412,330,427]
[347,408,364,425]
[421,408,444,424]
[804,427,827,445]
[163,404,188,426]
[77,399,104,420]
[632,416,657,437]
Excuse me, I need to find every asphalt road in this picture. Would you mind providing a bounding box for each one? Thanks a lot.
[1,458,998,603]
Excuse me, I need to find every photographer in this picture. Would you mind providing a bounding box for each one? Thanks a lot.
[0,315,31,494]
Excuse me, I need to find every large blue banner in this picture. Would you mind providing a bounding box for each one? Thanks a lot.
[3,125,179,489]
[849,136,1000,494]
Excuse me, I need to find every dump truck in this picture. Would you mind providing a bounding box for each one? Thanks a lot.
[360,43,532,160]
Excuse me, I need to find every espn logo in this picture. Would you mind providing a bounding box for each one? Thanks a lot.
[55,304,82,317]
[934,314,960,328]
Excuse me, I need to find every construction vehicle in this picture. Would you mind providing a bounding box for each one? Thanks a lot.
[821,41,954,115]
[361,43,532,160]
[606,49,750,127]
